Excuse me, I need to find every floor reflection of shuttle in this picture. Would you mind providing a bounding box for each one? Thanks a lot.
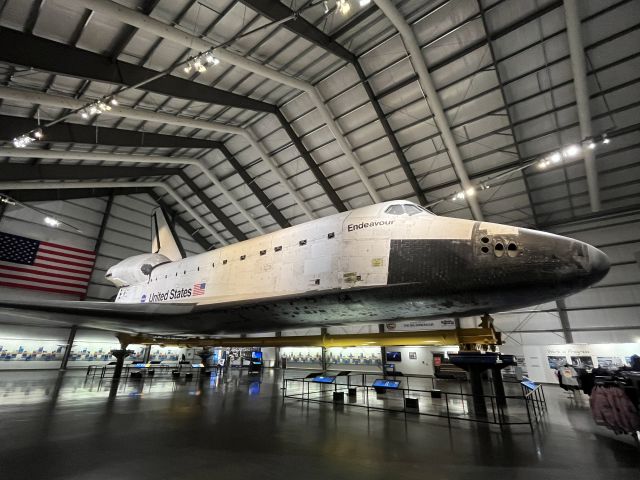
[0,200,609,335]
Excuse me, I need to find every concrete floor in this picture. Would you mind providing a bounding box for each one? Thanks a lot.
[0,368,637,479]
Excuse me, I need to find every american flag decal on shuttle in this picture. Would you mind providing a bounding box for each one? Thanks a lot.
[192,282,206,296]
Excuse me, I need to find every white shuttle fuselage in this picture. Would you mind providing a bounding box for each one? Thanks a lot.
[114,202,426,306]
[96,200,609,335]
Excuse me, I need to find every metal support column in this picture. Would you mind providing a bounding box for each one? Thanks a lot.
[110,349,129,379]
[467,365,488,417]
[59,325,77,370]
[557,298,574,343]
[491,366,507,408]
[274,331,282,369]
[378,324,387,373]
[320,328,328,371]
[142,345,151,363]
[197,349,213,370]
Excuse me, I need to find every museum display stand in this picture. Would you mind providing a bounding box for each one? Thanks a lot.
[448,352,516,416]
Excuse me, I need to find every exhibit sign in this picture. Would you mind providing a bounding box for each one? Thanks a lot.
[386,319,456,331]
[523,343,640,383]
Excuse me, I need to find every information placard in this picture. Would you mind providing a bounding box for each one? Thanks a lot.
[372,379,401,389]
[312,376,336,384]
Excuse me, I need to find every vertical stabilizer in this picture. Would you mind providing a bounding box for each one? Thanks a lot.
[151,207,185,261]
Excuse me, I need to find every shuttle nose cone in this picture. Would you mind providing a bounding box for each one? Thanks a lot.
[586,245,610,285]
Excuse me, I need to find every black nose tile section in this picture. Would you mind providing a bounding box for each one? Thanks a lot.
[387,228,610,295]
[387,238,473,288]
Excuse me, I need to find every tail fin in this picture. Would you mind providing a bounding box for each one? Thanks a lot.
[151,207,185,261]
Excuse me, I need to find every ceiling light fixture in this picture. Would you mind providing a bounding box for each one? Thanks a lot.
[337,0,351,15]
[12,134,34,148]
[204,53,219,65]
[602,134,610,144]
[360,0,371,5]
[44,217,60,227]
[563,144,581,157]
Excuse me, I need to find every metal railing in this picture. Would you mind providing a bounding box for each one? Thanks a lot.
[85,362,210,379]
[283,373,546,429]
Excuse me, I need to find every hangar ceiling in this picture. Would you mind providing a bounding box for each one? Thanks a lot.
[0,0,638,342]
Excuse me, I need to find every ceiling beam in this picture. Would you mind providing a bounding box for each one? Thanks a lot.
[176,174,246,241]
[148,191,214,251]
[476,0,538,226]
[0,28,333,218]
[240,0,355,63]
[374,0,483,219]
[0,28,274,113]
[4,186,214,251]
[243,0,427,205]
[0,180,227,244]
[331,5,379,39]
[0,115,222,149]
[75,0,377,206]
[0,84,313,224]
[0,162,246,242]
[564,0,600,212]
[0,114,289,229]
[110,0,162,59]
[0,163,182,181]
[5,187,149,202]
[217,144,291,228]
[2,187,214,250]
[275,110,347,212]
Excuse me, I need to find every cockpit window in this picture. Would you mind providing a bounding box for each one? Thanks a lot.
[385,204,406,215]
[385,203,433,216]
[404,205,423,216]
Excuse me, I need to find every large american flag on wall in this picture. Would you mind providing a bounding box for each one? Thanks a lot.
[0,231,96,298]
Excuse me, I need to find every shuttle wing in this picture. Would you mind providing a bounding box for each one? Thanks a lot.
[0,297,196,317]
[0,296,200,334]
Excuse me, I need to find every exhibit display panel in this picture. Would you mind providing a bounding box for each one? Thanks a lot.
[279,346,382,370]
[0,324,68,369]
[280,347,323,368]
[0,325,188,370]
[326,347,381,370]
[522,343,640,383]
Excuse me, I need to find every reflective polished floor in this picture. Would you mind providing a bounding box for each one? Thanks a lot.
[0,368,638,479]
